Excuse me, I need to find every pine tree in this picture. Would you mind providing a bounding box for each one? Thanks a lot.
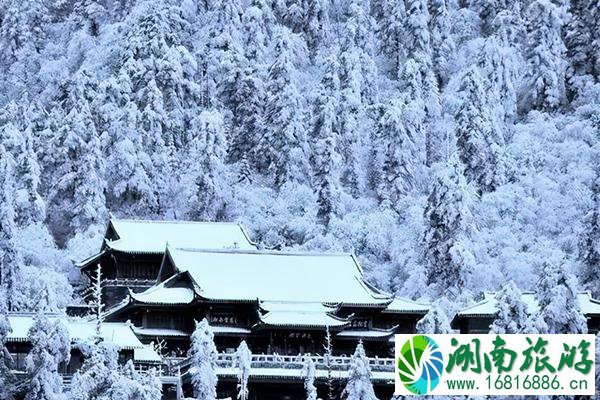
[234,340,251,400]
[72,0,107,36]
[373,97,424,206]
[188,110,229,221]
[229,63,266,165]
[0,144,24,310]
[0,0,49,66]
[258,27,310,187]
[416,305,451,333]
[302,355,317,400]
[189,318,218,400]
[100,76,156,216]
[338,0,378,195]
[312,53,341,227]
[25,313,70,400]
[405,0,432,67]
[536,259,587,334]
[342,341,378,400]
[476,36,519,122]
[422,158,474,298]
[69,342,120,400]
[491,281,544,334]
[455,67,505,193]
[15,116,46,225]
[199,0,244,108]
[50,74,107,233]
[564,0,598,82]
[580,172,600,297]
[522,0,567,112]
[376,0,406,78]
[428,0,455,86]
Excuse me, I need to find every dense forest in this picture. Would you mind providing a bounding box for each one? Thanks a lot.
[0,0,599,316]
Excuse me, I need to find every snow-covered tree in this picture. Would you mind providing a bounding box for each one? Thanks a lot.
[405,0,432,67]
[428,0,455,85]
[477,37,519,122]
[0,144,24,310]
[69,341,119,400]
[565,0,598,83]
[301,355,317,400]
[455,67,505,193]
[188,318,218,400]
[373,96,425,206]
[257,27,310,187]
[47,73,107,233]
[105,360,162,400]
[311,53,341,227]
[342,341,378,400]
[491,281,545,334]
[522,0,567,112]
[234,340,251,400]
[422,158,474,298]
[188,110,230,220]
[25,312,70,400]
[416,305,451,333]
[580,172,600,297]
[376,0,406,78]
[536,259,587,334]
[98,76,156,216]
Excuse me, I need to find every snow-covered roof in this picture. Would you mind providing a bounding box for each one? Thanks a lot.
[382,297,430,314]
[167,248,392,305]
[456,291,600,317]
[257,302,349,329]
[6,314,145,350]
[106,218,256,253]
[210,326,252,335]
[130,281,195,305]
[336,327,397,340]
[131,326,189,338]
[133,346,163,363]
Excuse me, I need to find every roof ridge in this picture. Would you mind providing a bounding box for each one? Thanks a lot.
[172,247,354,257]
[112,217,241,226]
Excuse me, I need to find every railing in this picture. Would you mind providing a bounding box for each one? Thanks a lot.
[169,353,394,374]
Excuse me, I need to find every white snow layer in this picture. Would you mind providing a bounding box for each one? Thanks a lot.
[457,291,600,316]
[106,218,256,253]
[167,247,391,304]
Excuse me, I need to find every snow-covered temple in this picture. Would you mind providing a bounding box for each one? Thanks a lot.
[78,218,430,399]
[76,218,257,306]
[5,313,161,378]
[452,291,600,333]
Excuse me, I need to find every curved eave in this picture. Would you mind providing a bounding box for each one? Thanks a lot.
[253,321,350,331]
[381,309,429,315]
[76,250,105,269]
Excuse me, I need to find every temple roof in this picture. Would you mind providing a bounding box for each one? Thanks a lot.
[129,278,195,305]
[6,314,159,362]
[455,291,600,318]
[383,297,430,314]
[166,247,392,306]
[77,217,256,267]
[335,327,397,340]
[257,301,349,329]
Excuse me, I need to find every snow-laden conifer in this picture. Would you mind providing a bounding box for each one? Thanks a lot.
[234,340,251,400]
[342,341,378,400]
[189,318,218,400]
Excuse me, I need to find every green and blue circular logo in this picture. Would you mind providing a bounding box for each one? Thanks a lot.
[397,335,444,395]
